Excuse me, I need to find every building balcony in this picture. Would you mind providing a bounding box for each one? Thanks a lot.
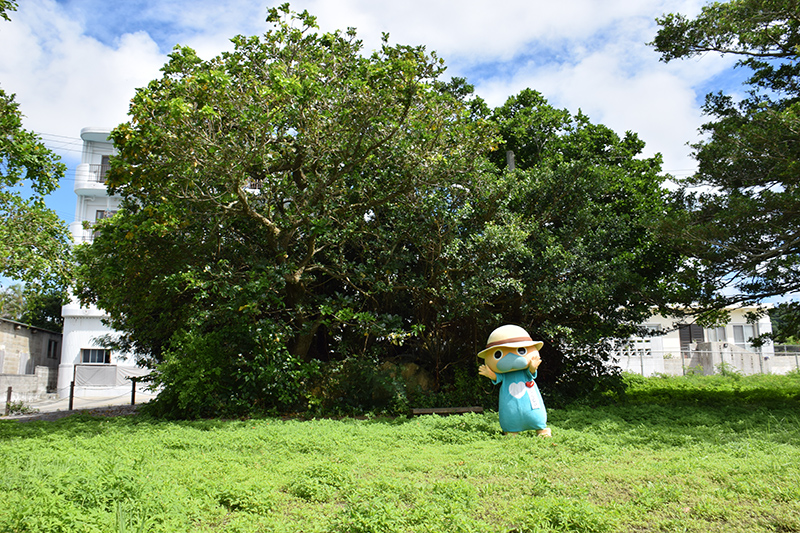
[74,163,110,195]
[61,300,107,319]
[68,221,94,245]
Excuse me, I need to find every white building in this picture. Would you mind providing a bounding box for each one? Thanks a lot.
[57,127,149,399]
[613,306,800,376]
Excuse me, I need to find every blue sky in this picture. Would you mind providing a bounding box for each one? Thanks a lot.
[1,0,744,259]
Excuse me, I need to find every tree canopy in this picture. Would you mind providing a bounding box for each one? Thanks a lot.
[471,90,683,393]
[76,6,686,417]
[653,0,800,311]
[0,283,65,331]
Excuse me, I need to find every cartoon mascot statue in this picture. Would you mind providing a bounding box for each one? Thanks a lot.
[478,325,551,437]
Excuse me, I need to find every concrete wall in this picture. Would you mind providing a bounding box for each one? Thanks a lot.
[766,355,800,374]
[0,366,53,404]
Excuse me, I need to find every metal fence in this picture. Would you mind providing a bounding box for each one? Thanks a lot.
[611,345,800,377]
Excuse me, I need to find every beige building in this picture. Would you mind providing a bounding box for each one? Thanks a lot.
[0,318,61,402]
[612,306,800,376]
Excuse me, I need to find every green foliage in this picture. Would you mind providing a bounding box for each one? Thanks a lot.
[770,301,800,343]
[1,1,68,294]
[20,286,66,331]
[408,365,497,410]
[0,87,72,291]
[115,502,150,533]
[315,356,403,415]
[0,0,17,21]
[0,283,23,319]
[460,92,679,400]
[144,320,323,418]
[513,497,619,532]
[620,370,800,408]
[1,375,800,532]
[653,0,800,305]
[652,1,799,64]
[76,5,494,418]
[1,4,70,290]
[715,361,742,378]
[0,284,66,331]
[485,92,683,339]
[285,461,351,502]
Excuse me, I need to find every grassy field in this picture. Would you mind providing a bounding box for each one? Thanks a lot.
[1,372,799,533]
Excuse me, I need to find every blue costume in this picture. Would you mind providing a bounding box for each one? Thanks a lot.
[493,369,547,433]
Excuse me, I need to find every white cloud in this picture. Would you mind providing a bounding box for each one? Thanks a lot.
[300,0,661,61]
[0,0,165,137]
[0,0,744,211]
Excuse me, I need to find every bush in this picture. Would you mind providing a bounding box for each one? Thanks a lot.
[407,365,497,410]
[316,356,406,415]
[3,401,39,416]
[144,321,322,419]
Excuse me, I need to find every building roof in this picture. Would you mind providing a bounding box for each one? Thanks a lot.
[0,317,62,335]
[80,127,112,143]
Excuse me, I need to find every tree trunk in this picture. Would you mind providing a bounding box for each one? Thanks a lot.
[290,319,322,361]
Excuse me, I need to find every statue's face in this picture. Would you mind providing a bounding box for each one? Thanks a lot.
[483,344,538,374]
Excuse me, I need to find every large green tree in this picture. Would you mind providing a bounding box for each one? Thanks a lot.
[75,5,494,416]
[470,90,682,398]
[653,0,800,311]
[0,1,72,291]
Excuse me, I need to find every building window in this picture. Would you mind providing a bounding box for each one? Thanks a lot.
[90,155,111,182]
[679,324,705,346]
[92,209,118,239]
[95,209,117,222]
[100,155,110,180]
[81,349,111,364]
[627,324,663,356]
[47,339,59,359]
[733,325,757,350]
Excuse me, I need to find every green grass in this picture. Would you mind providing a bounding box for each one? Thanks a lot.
[1,373,799,532]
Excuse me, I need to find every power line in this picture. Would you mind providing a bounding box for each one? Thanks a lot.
[37,132,83,141]
[35,131,85,157]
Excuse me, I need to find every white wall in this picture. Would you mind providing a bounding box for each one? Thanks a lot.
[58,128,147,399]
[613,306,782,376]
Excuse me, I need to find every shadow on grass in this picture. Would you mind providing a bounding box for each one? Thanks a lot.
[3,374,799,447]
[549,374,800,448]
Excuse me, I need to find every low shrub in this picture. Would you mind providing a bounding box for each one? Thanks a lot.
[3,401,39,416]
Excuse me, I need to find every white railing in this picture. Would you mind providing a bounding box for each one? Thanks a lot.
[610,345,800,376]
[88,163,110,183]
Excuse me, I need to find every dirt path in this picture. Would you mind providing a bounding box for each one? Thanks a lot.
[1,404,141,423]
